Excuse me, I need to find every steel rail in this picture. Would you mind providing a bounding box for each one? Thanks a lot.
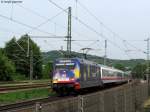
[0,83,51,92]
[0,96,73,111]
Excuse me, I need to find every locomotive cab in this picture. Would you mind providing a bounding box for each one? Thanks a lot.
[52,59,80,95]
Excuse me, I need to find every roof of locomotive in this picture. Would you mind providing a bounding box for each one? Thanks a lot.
[55,57,98,65]
[55,58,124,73]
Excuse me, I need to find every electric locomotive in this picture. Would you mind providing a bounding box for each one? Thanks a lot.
[52,58,103,94]
[52,58,130,95]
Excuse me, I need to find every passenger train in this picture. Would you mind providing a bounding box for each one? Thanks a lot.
[52,58,130,94]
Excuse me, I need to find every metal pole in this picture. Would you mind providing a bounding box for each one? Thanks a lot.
[145,38,150,82]
[27,37,29,57]
[35,102,42,112]
[104,40,107,65]
[67,7,72,57]
[30,50,33,81]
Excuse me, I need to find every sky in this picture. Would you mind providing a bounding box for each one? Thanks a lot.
[0,0,150,60]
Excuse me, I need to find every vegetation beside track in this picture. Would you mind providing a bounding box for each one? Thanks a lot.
[0,79,50,86]
[144,98,150,112]
[0,88,55,105]
[144,98,150,106]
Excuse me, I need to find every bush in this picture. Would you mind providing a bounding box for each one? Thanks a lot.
[0,50,15,81]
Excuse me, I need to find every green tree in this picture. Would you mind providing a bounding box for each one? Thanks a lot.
[131,63,146,79]
[42,61,53,79]
[4,37,18,60]
[0,49,15,81]
[4,34,42,79]
[114,63,125,71]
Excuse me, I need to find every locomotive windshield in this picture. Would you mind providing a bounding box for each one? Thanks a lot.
[55,63,75,70]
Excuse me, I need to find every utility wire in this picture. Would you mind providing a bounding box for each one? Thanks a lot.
[17,0,69,20]
[18,5,67,33]
[77,40,100,53]
[17,3,92,40]
[47,0,131,59]
[48,0,68,13]
[0,14,55,35]
[16,4,67,34]
[33,40,65,64]
[27,9,67,34]
[17,4,48,20]
[75,18,125,51]
[10,3,14,20]
[77,1,145,54]
[0,27,22,35]
[64,39,99,41]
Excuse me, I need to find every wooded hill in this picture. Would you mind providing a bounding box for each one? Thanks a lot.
[42,50,146,70]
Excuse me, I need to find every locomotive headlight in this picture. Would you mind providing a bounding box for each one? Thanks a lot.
[53,73,59,83]
[53,73,60,79]
[69,77,75,81]
[53,79,58,83]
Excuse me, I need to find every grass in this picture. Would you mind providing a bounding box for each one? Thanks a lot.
[0,88,55,105]
[0,79,51,86]
[144,98,150,112]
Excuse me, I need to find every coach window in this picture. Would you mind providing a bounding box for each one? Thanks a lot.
[106,70,109,76]
[93,66,97,77]
[109,71,113,76]
[95,66,98,77]
[91,65,94,77]
[93,66,96,77]
[90,65,92,78]
[80,64,84,80]
[88,65,90,78]
[103,69,108,77]
[117,72,122,77]
[96,66,99,77]
[91,65,93,77]
[116,72,118,76]
[102,69,105,76]
[84,64,87,81]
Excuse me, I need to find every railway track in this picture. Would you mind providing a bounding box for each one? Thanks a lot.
[0,83,51,92]
[0,96,73,112]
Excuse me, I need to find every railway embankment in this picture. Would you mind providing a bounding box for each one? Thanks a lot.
[40,82,147,112]
[0,81,148,112]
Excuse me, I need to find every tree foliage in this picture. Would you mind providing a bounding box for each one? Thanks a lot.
[42,61,53,79]
[131,63,147,79]
[4,34,42,79]
[0,49,15,81]
[114,63,125,71]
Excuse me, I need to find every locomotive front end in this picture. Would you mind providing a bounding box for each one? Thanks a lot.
[52,59,80,95]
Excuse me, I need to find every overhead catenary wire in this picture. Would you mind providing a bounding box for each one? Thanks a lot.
[25,9,68,34]
[17,0,70,20]
[0,0,138,59]
[10,3,14,20]
[16,3,93,41]
[77,40,100,53]
[0,27,22,35]
[47,0,132,59]
[33,40,65,65]
[0,14,55,35]
[77,1,145,54]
